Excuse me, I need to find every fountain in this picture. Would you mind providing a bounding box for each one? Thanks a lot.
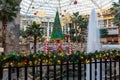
[87,9,101,53]
[86,9,101,80]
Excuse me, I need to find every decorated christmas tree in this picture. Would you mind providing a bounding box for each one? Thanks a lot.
[51,11,64,41]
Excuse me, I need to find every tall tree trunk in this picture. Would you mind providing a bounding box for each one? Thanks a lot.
[34,36,37,53]
[2,19,7,53]
[75,23,78,43]
[69,23,71,42]
[5,0,21,54]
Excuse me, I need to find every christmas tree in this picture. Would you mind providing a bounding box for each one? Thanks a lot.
[51,11,64,41]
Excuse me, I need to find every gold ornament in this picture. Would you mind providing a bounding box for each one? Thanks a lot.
[18,62,23,67]
[54,55,56,58]
[48,61,52,64]
[38,59,41,61]
[95,55,98,59]
[106,53,109,56]
[57,60,61,63]
[45,60,48,63]
[80,56,84,59]
[34,60,38,65]
[33,55,36,58]
[10,62,13,66]
[85,59,89,64]
[24,54,27,57]
[3,57,6,60]
[29,61,32,66]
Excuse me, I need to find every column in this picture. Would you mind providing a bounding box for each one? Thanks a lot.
[47,19,50,38]
[106,19,108,28]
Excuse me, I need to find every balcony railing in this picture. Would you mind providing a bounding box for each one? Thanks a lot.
[0,58,120,80]
[108,29,119,35]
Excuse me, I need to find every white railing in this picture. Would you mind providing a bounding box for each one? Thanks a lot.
[108,29,119,35]
[102,44,120,50]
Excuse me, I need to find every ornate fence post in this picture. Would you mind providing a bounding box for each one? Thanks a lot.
[0,66,3,80]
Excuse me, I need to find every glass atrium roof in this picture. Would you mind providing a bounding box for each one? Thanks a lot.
[20,0,118,18]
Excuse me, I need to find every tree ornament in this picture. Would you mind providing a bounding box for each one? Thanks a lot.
[18,62,22,67]
[60,13,62,15]
[64,10,66,12]
[54,55,56,58]
[57,60,61,63]
[10,62,13,66]
[32,6,34,9]
[29,61,32,66]
[80,56,84,59]
[74,0,77,5]
[62,14,64,17]
[33,55,36,58]
[48,61,52,64]
[39,59,41,61]
[45,60,48,63]
[10,52,16,57]
[76,60,79,63]
[34,60,38,65]
[3,57,6,60]
[85,59,89,64]
[34,12,36,15]
[23,59,28,63]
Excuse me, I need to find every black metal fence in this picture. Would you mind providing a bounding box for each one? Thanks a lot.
[0,59,120,80]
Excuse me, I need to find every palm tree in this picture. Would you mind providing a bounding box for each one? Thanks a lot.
[110,0,120,26]
[26,21,44,53]
[100,29,108,38]
[71,12,88,44]
[71,12,88,50]
[69,28,76,42]
[0,0,19,53]
[110,0,120,42]
[77,15,88,46]
[71,12,80,43]
[20,29,27,38]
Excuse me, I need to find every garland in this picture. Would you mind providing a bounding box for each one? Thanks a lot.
[0,49,120,67]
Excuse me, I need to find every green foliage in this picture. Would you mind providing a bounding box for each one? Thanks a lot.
[26,21,44,38]
[0,0,19,21]
[0,49,120,67]
[113,14,120,26]
[0,0,19,53]
[70,12,88,43]
[69,29,82,42]
[110,1,120,26]
[100,28,108,38]
[69,29,76,34]
[69,29,75,42]
[26,21,44,53]
[71,12,88,29]
[20,29,27,38]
